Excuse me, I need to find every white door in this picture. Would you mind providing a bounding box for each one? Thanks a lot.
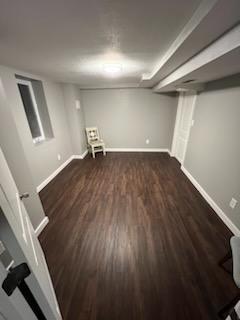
[0,147,62,319]
[0,259,38,319]
[171,91,197,164]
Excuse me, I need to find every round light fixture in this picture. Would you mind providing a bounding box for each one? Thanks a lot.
[103,63,122,76]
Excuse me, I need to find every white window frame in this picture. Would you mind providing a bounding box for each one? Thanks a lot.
[17,79,45,144]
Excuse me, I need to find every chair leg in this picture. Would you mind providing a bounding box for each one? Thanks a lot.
[218,293,240,319]
[219,250,232,274]
[92,147,95,159]
[103,146,106,156]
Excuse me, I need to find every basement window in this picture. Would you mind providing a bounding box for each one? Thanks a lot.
[16,76,54,144]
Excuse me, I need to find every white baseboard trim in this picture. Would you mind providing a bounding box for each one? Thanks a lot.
[36,148,169,193]
[105,148,170,153]
[181,166,240,236]
[36,151,88,193]
[35,216,49,237]
[73,150,88,159]
[36,156,73,193]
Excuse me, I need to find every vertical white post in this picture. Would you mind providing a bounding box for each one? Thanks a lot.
[170,92,184,157]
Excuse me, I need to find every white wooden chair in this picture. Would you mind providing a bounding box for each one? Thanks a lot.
[85,127,106,158]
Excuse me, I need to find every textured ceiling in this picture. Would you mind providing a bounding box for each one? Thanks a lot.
[141,0,240,88]
[0,0,201,88]
[156,47,240,92]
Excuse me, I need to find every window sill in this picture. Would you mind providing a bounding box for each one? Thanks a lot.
[33,137,54,146]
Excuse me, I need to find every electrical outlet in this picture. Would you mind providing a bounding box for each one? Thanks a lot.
[146,139,150,145]
[57,154,61,161]
[229,198,238,209]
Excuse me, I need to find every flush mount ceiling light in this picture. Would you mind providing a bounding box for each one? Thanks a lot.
[103,63,122,76]
[78,52,143,80]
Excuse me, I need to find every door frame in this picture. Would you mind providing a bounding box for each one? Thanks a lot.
[0,147,62,320]
[170,90,197,164]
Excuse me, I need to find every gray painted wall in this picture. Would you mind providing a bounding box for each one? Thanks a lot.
[81,88,177,149]
[0,66,72,190]
[62,84,86,155]
[0,71,45,229]
[184,75,240,228]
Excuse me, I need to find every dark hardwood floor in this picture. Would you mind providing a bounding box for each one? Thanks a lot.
[39,152,237,320]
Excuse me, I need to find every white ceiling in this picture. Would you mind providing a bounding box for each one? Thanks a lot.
[154,22,240,92]
[0,0,239,90]
[155,47,240,92]
[141,0,240,87]
[0,0,201,88]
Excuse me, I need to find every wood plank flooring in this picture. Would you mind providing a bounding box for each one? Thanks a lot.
[39,152,237,320]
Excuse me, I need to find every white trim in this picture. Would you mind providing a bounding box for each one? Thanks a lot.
[105,148,170,153]
[170,92,197,164]
[181,165,240,236]
[72,150,88,159]
[36,148,169,193]
[181,93,197,164]
[36,151,88,193]
[171,92,184,157]
[36,156,73,192]
[6,260,15,271]
[142,0,217,83]
[154,23,240,92]
[34,216,49,237]
[17,78,45,142]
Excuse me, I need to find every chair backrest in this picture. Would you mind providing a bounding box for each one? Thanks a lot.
[85,127,100,144]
